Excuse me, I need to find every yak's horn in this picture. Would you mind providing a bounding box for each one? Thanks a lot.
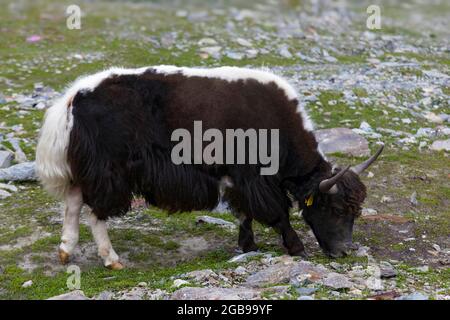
[319,165,350,194]
[351,144,384,175]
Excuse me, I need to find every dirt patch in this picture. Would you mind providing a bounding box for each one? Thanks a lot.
[362,214,412,224]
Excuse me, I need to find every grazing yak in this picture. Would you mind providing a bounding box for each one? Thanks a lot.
[36,66,383,270]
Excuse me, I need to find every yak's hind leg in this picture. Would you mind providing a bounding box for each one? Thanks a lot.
[237,215,258,253]
[59,186,83,264]
[59,186,82,263]
[88,212,123,270]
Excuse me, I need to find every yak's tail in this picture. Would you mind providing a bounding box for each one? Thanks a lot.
[35,94,74,199]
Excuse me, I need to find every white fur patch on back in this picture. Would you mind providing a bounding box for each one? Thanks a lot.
[153,65,314,131]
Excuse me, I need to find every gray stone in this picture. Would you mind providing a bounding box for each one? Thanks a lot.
[415,127,435,138]
[295,287,317,295]
[430,139,450,151]
[0,161,36,181]
[0,150,14,168]
[228,251,263,263]
[263,285,291,298]
[95,291,114,300]
[397,292,429,300]
[47,290,90,300]
[171,287,260,300]
[147,289,169,300]
[184,269,218,282]
[355,246,370,257]
[197,38,218,46]
[0,189,11,199]
[415,265,429,273]
[8,138,27,163]
[0,183,18,192]
[362,208,378,216]
[410,191,418,206]
[225,51,244,60]
[424,112,444,124]
[234,266,247,275]
[172,279,190,288]
[432,244,441,252]
[113,287,146,300]
[213,200,230,213]
[359,121,372,132]
[297,295,314,300]
[329,262,342,271]
[236,38,253,47]
[196,216,236,229]
[278,46,292,59]
[314,128,370,157]
[245,49,259,59]
[199,46,222,59]
[322,273,354,289]
[245,262,293,287]
[289,261,329,286]
[380,261,397,279]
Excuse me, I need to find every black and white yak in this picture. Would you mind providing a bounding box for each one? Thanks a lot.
[36,66,383,270]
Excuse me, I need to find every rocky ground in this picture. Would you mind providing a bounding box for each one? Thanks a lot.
[0,0,448,300]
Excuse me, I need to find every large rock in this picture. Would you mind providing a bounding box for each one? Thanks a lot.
[244,262,293,287]
[0,151,14,168]
[171,287,261,300]
[0,161,36,181]
[314,128,370,157]
[47,290,90,300]
[321,273,354,289]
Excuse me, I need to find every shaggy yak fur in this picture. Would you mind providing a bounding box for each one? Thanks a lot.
[37,66,372,261]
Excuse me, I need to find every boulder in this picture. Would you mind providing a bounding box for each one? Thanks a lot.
[314,128,370,157]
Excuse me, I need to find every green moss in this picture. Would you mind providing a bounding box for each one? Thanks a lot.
[0,226,33,244]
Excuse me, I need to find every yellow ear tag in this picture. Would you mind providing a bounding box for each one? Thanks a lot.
[305,195,314,207]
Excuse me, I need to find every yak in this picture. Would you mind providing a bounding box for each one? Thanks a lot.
[36,66,383,270]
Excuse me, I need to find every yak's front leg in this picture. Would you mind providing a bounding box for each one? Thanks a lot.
[274,218,306,257]
[88,212,123,270]
[59,185,83,264]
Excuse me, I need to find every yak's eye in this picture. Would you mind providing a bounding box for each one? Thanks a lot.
[332,205,346,215]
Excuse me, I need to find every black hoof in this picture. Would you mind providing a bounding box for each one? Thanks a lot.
[242,243,258,253]
[288,249,309,259]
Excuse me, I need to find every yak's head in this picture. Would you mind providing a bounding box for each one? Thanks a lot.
[302,146,384,258]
